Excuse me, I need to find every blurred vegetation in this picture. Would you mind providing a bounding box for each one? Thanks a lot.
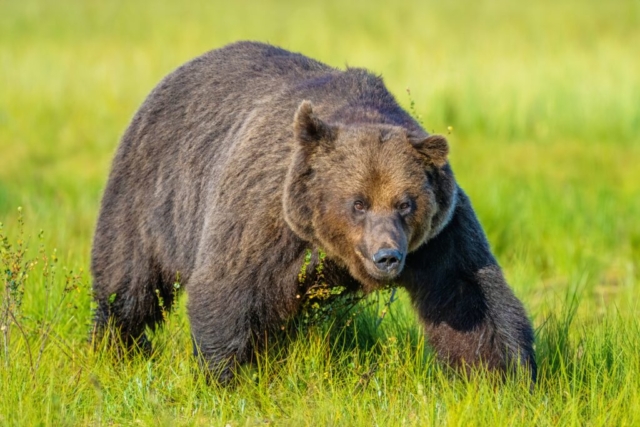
[0,0,639,425]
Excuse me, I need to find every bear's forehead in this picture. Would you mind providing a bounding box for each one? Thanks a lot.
[331,128,422,174]
[325,130,426,202]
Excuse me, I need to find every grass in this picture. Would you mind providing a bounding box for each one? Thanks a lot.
[1,0,639,425]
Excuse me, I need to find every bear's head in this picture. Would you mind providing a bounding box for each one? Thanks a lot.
[283,101,457,290]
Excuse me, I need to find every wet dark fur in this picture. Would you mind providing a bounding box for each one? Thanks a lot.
[91,41,536,382]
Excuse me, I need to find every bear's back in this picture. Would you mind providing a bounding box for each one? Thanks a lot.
[197,41,333,80]
[116,42,336,164]
[149,42,334,113]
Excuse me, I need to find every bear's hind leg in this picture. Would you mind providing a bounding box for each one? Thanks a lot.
[91,257,176,355]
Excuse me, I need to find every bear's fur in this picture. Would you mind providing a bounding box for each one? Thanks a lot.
[91,41,536,382]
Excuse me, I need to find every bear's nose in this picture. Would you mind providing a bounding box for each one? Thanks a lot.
[372,249,403,272]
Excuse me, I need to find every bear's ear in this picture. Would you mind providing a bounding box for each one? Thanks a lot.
[408,132,449,168]
[293,100,336,148]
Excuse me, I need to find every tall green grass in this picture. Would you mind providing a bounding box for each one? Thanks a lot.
[1,0,639,424]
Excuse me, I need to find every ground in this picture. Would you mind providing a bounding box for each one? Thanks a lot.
[0,0,639,425]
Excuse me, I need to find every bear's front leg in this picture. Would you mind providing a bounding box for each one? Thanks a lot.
[404,190,536,381]
[187,280,257,383]
[413,265,536,380]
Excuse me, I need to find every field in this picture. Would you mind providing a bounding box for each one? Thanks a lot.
[1,0,639,425]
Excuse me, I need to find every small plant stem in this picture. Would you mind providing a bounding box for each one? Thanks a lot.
[36,289,69,372]
[2,286,10,368]
[8,309,36,380]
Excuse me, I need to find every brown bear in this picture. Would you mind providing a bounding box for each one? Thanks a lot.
[91,41,536,382]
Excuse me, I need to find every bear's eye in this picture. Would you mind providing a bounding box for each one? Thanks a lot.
[353,200,366,212]
[398,201,411,212]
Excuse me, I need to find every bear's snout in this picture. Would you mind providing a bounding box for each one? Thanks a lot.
[372,248,403,274]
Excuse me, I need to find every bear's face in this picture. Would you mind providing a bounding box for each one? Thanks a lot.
[284,101,456,289]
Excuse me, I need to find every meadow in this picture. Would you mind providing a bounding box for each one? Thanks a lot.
[1,0,639,425]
